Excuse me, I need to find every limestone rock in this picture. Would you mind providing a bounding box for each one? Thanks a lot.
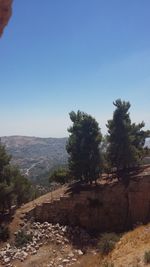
[76,250,83,256]
[62,258,70,263]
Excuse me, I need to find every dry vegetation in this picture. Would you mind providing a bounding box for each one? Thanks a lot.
[109,223,150,267]
[1,172,150,267]
[71,223,150,267]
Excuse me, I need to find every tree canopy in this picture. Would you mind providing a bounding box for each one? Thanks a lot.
[66,110,102,183]
[106,99,150,173]
[49,167,70,185]
[0,141,33,213]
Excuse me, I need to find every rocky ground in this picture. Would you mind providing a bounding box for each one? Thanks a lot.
[1,221,150,267]
[1,171,150,267]
[0,221,97,267]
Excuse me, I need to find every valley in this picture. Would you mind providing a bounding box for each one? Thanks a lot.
[1,136,68,181]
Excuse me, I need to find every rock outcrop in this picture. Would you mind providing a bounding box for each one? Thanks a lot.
[0,0,12,36]
[26,174,150,232]
[0,222,85,267]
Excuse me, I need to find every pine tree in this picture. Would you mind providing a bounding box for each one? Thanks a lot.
[0,141,12,212]
[66,111,102,183]
[106,99,149,175]
[0,141,32,212]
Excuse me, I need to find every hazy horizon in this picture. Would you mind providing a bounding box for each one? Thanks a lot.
[0,134,68,138]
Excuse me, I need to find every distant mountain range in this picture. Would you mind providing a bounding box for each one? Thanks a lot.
[1,136,68,180]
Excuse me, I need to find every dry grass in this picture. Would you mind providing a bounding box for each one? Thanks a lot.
[109,223,150,266]
[72,253,102,267]
[72,223,150,267]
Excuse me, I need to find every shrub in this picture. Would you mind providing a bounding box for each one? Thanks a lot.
[98,233,120,255]
[49,167,70,185]
[15,230,32,247]
[0,225,10,241]
[144,250,150,264]
[101,260,114,267]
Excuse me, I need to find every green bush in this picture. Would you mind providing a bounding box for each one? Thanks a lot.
[0,225,10,241]
[15,230,32,247]
[49,167,70,185]
[144,250,150,264]
[98,233,120,255]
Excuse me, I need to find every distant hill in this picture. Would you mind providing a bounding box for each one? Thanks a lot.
[1,136,68,181]
[1,136,149,184]
[145,138,150,148]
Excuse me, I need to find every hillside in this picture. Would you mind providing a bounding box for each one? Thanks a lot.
[1,136,68,181]
[1,170,150,267]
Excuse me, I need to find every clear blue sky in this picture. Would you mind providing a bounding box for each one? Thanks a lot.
[0,0,150,137]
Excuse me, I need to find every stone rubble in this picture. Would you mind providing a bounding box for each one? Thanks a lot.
[0,222,92,267]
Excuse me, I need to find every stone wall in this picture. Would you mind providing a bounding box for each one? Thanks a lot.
[27,175,150,232]
[0,0,12,36]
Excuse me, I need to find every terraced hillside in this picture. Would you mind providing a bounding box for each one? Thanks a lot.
[1,170,150,267]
